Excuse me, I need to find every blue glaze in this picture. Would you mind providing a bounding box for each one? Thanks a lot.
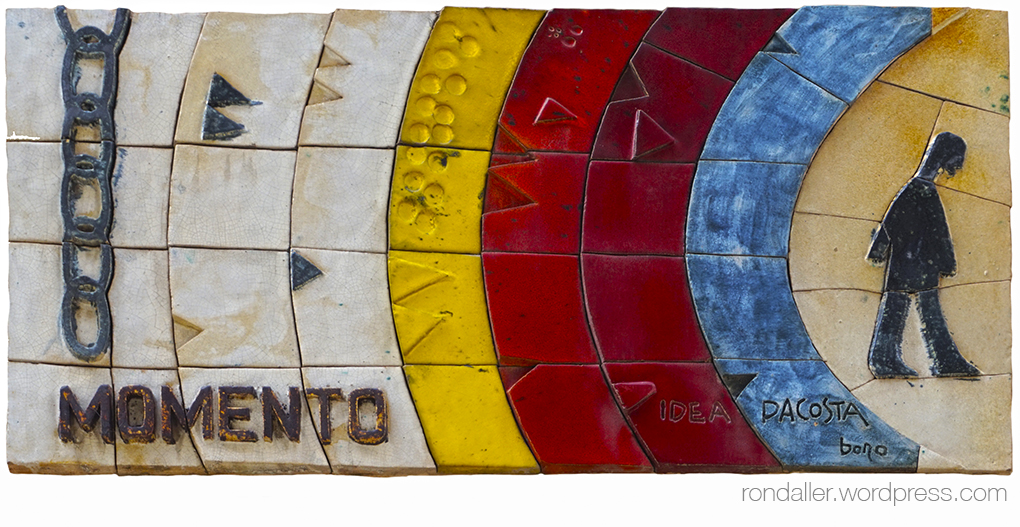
[701,54,846,164]
[767,6,931,103]
[686,254,818,360]
[716,359,919,470]
[686,161,806,257]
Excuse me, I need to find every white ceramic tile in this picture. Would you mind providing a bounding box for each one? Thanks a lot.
[7,361,115,474]
[298,10,436,147]
[174,12,330,148]
[109,249,176,369]
[178,367,330,474]
[5,8,67,141]
[7,142,63,243]
[291,147,392,253]
[168,145,295,250]
[110,147,173,248]
[302,367,435,475]
[168,247,299,367]
[291,249,400,366]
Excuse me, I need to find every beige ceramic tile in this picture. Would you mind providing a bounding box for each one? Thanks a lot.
[178,367,330,474]
[940,187,1011,287]
[168,145,295,250]
[302,367,435,475]
[881,9,1009,116]
[115,12,205,146]
[931,101,1011,206]
[7,142,63,243]
[931,8,968,35]
[109,249,176,369]
[299,10,437,147]
[788,212,885,293]
[941,281,1011,375]
[291,147,392,253]
[794,290,879,391]
[174,12,330,148]
[918,447,966,473]
[853,375,1011,473]
[8,242,111,367]
[292,249,400,367]
[7,362,115,474]
[112,368,205,474]
[169,247,299,368]
[796,82,942,221]
[5,8,69,141]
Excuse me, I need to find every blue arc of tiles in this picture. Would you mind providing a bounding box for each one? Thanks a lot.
[686,6,932,471]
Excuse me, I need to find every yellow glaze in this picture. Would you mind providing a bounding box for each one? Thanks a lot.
[399,7,545,150]
[404,365,538,474]
[388,250,497,364]
[389,145,489,254]
[931,101,1011,206]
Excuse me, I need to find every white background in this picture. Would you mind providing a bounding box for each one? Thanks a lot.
[0,0,1015,524]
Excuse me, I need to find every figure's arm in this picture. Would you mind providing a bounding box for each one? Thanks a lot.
[932,200,957,277]
[867,224,890,264]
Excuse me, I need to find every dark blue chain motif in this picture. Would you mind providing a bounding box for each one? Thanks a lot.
[55,6,130,362]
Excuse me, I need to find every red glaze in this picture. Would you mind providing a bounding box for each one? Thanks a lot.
[592,44,732,162]
[497,9,659,153]
[582,254,710,362]
[581,161,694,255]
[507,364,653,473]
[483,153,588,254]
[483,252,599,365]
[644,8,796,81]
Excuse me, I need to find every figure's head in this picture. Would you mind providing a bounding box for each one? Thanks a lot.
[919,132,967,181]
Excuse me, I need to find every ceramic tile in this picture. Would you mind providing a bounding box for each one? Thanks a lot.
[788,213,886,292]
[644,8,795,80]
[794,290,880,391]
[506,364,652,473]
[795,82,943,221]
[581,161,693,256]
[174,13,330,148]
[937,187,1011,287]
[592,43,733,162]
[482,252,598,365]
[766,6,931,103]
[482,152,587,254]
[168,145,294,250]
[169,247,299,368]
[177,367,330,474]
[582,255,709,362]
[604,362,780,472]
[7,362,116,474]
[853,375,1011,473]
[404,364,538,474]
[111,368,205,475]
[931,102,1011,206]
[5,8,66,141]
[880,10,1009,116]
[7,142,63,243]
[716,359,919,470]
[292,249,400,367]
[931,8,967,34]
[686,161,806,257]
[388,251,496,365]
[299,10,436,148]
[686,255,818,360]
[291,147,392,253]
[702,54,847,164]
[940,281,1011,375]
[115,12,205,146]
[389,146,489,254]
[9,242,112,367]
[109,249,176,369]
[496,9,658,152]
[400,7,544,149]
[301,367,435,475]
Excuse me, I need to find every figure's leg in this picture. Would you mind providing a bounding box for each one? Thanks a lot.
[917,289,980,377]
[868,291,917,378]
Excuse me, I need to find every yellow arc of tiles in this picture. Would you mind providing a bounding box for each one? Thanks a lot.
[399,7,545,150]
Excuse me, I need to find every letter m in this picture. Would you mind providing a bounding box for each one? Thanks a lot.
[59,385,114,444]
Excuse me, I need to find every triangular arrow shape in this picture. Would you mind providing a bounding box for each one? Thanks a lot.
[290,251,324,291]
[388,257,453,304]
[207,72,259,107]
[534,97,578,124]
[319,45,352,67]
[610,64,649,102]
[721,373,757,399]
[493,126,529,154]
[391,304,451,358]
[763,33,798,55]
[172,316,203,350]
[613,381,657,413]
[631,110,675,159]
[201,105,245,141]
[484,171,537,214]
